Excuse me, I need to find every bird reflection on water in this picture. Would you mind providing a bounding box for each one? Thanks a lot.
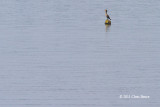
[105,24,111,32]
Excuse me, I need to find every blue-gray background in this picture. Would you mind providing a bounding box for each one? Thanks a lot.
[0,0,160,107]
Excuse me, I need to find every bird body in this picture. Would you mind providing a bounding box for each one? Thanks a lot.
[105,9,111,20]
[105,9,111,25]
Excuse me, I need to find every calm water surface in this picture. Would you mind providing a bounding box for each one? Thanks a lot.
[0,0,160,107]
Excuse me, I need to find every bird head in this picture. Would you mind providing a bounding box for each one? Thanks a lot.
[105,9,107,13]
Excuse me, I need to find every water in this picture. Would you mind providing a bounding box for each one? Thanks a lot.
[0,0,160,107]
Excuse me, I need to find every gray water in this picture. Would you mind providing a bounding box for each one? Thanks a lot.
[0,0,160,107]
